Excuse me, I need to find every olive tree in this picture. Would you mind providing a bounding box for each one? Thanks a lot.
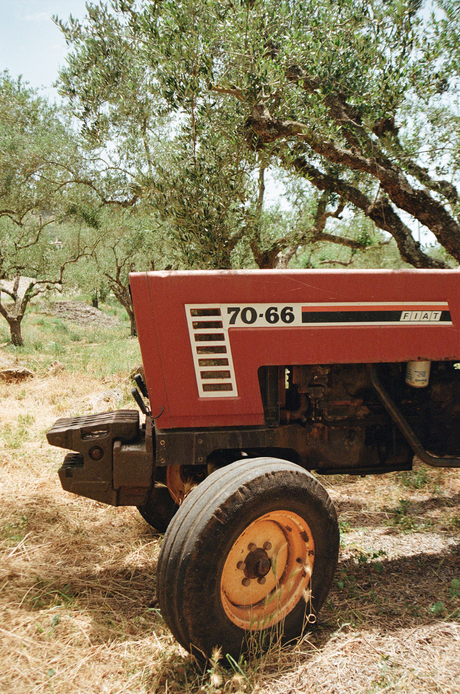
[0,73,98,345]
[56,1,460,269]
[56,1,374,269]
[94,208,161,335]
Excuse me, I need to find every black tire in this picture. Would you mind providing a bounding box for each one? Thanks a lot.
[157,457,339,661]
[137,486,178,534]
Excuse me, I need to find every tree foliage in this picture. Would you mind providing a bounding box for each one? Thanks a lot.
[0,72,102,345]
[56,0,460,269]
[56,3,261,269]
[91,208,160,335]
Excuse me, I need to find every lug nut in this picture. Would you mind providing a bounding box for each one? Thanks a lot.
[242,578,251,587]
[237,561,245,571]
[258,577,266,585]
[248,542,257,551]
[263,542,272,551]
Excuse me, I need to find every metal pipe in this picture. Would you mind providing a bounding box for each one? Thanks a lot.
[368,364,460,469]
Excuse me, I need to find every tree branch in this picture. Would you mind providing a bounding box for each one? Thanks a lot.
[211,84,246,101]
[382,131,458,205]
[244,98,460,263]
[286,152,448,269]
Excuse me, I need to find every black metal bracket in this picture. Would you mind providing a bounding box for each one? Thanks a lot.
[368,364,460,468]
[131,387,150,416]
[134,373,149,399]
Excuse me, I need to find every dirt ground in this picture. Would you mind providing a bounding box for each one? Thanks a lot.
[50,301,121,327]
[1,356,459,693]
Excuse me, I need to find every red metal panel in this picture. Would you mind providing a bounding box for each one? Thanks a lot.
[130,270,460,430]
[130,273,171,424]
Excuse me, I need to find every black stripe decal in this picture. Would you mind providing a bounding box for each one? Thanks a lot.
[301,310,452,324]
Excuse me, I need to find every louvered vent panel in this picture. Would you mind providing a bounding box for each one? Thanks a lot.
[186,305,238,398]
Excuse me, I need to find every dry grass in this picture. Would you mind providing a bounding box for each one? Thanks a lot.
[1,344,460,693]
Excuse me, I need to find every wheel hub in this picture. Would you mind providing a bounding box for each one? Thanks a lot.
[244,547,272,579]
[220,510,315,630]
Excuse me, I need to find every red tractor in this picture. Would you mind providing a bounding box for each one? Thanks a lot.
[47,269,460,660]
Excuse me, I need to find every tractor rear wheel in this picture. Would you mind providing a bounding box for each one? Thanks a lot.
[137,467,178,533]
[138,464,208,533]
[137,485,177,534]
[157,457,339,661]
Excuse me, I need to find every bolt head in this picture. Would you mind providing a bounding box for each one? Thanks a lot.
[263,542,272,551]
[242,578,251,587]
[237,561,246,571]
[248,542,257,551]
[257,577,266,585]
[89,445,104,461]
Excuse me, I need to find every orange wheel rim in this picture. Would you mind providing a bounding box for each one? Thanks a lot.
[220,510,315,630]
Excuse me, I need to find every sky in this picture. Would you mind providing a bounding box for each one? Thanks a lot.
[0,0,90,99]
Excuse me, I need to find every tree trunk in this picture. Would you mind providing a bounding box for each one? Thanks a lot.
[106,277,137,336]
[128,308,137,337]
[9,317,24,347]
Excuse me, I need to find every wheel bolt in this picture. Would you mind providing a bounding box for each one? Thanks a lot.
[248,542,257,551]
[237,561,246,571]
[263,542,272,551]
[257,577,266,585]
[242,578,251,587]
